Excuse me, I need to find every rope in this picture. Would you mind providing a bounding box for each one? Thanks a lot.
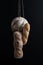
[18,0,24,17]
[22,0,24,17]
[18,0,21,16]
[11,0,30,59]
[11,17,30,58]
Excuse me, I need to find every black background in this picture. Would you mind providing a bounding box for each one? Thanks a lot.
[0,0,43,65]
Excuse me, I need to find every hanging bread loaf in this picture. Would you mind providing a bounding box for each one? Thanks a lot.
[11,17,30,58]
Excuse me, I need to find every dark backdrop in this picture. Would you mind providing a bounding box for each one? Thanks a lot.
[0,0,43,65]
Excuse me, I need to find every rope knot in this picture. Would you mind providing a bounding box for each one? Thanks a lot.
[11,17,30,58]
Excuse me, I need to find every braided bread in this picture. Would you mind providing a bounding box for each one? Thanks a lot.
[11,17,30,58]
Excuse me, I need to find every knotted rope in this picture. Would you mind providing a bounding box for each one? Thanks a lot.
[11,17,30,58]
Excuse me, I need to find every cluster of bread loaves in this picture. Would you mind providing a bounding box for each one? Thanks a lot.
[11,17,30,58]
